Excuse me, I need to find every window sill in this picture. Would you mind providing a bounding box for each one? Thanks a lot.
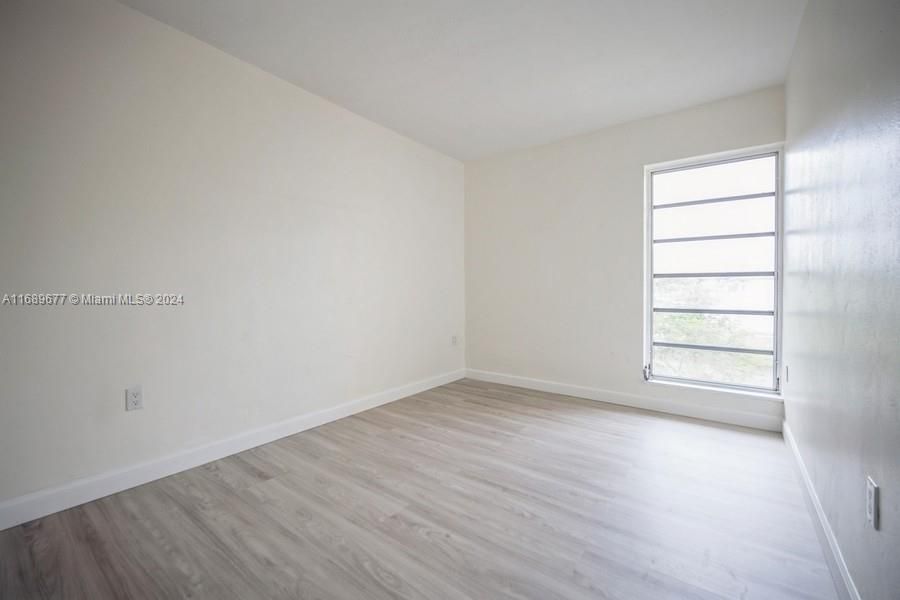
[646,376,783,402]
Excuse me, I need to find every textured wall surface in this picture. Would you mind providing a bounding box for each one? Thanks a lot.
[783,1,900,598]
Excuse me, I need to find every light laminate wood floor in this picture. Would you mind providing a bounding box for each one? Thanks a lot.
[0,379,836,600]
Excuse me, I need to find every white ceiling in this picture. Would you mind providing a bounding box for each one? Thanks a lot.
[119,0,807,160]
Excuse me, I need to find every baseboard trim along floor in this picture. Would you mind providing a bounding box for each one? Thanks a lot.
[0,369,466,531]
[465,369,783,432]
[783,422,860,600]
[0,379,836,599]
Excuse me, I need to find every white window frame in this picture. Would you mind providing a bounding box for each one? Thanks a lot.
[643,143,784,395]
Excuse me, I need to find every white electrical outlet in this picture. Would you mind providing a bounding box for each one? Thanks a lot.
[125,385,143,411]
[866,476,879,530]
[451,335,459,346]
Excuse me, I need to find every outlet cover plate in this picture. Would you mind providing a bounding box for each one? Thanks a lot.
[125,385,143,411]
[866,476,879,530]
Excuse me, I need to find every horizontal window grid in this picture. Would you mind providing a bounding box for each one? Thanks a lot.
[652,341,773,356]
[652,191,775,209]
[653,271,775,279]
[652,308,774,316]
[653,231,774,244]
[646,150,780,392]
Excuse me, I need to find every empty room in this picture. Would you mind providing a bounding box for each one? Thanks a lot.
[1,1,897,599]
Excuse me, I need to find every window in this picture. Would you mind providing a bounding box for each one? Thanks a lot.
[644,149,781,392]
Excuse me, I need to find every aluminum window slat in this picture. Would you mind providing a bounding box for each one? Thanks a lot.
[652,341,774,356]
[652,271,775,279]
[652,308,774,316]
[653,231,775,244]
[652,191,775,210]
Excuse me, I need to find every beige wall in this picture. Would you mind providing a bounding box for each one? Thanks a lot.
[783,1,900,598]
[0,0,464,503]
[465,87,786,427]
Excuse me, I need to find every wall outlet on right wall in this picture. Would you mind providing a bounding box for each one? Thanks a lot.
[866,476,880,530]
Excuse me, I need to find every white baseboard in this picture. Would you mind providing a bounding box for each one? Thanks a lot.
[783,422,860,600]
[465,369,783,431]
[0,368,465,532]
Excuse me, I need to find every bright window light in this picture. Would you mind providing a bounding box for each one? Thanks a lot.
[645,151,781,392]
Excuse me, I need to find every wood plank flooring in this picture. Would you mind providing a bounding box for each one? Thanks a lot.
[0,379,836,599]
